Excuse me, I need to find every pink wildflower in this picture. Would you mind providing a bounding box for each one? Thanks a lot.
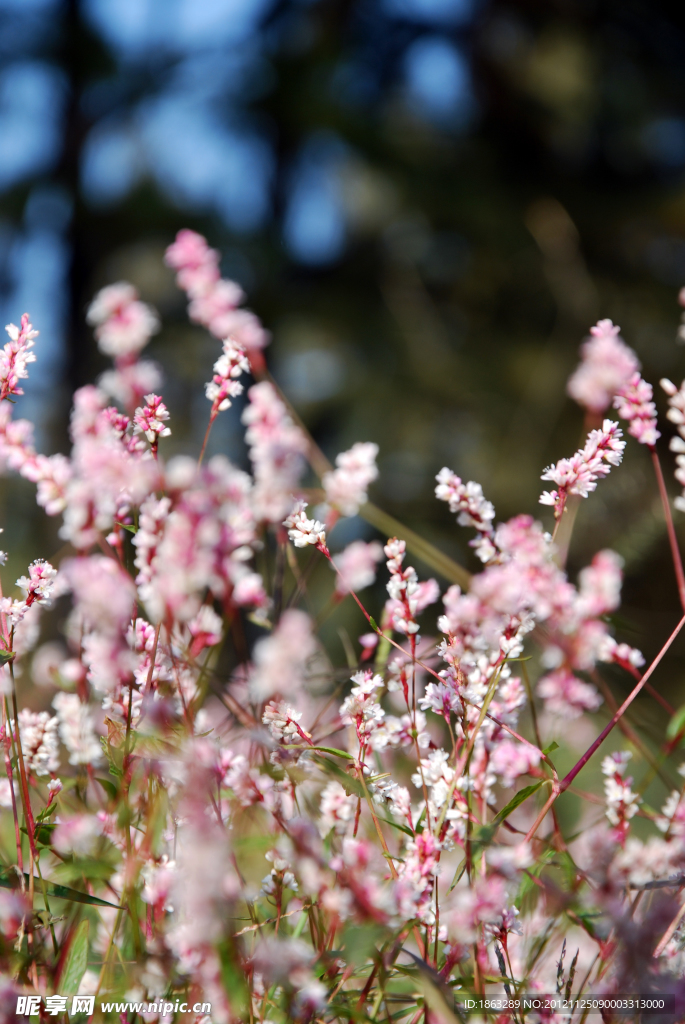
[87,282,159,359]
[165,229,221,296]
[613,372,660,446]
[537,668,602,718]
[262,700,311,745]
[249,609,317,702]
[340,669,386,746]
[1,314,38,401]
[539,420,625,519]
[283,501,328,552]
[63,555,135,636]
[242,382,308,522]
[567,319,639,413]
[332,539,383,594]
[15,559,57,609]
[602,751,640,841]
[489,739,541,788]
[205,339,250,420]
[319,781,356,835]
[661,377,685,511]
[384,537,421,636]
[133,393,171,454]
[435,468,496,562]
[15,709,59,777]
[323,442,379,516]
[165,229,269,354]
[52,693,102,767]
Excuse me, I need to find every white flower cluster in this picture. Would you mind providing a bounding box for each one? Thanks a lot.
[283,502,327,551]
[323,442,378,517]
[435,468,496,562]
[661,377,685,511]
[601,751,640,828]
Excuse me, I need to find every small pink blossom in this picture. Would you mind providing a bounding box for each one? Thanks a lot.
[250,609,317,702]
[204,339,250,419]
[435,468,496,562]
[323,442,379,516]
[332,539,383,594]
[243,382,308,522]
[537,667,602,718]
[567,319,639,413]
[661,377,685,511]
[164,229,221,297]
[133,393,171,452]
[1,314,38,401]
[283,502,328,552]
[16,559,57,605]
[52,693,102,766]
[319,781,356,835]
[165,229,269,353]
[489,738,541,788]
[263,700,311,744]
[613,372,660,446]
[602,751,640,837]
[539,420,625,519]
[87,282,159,359]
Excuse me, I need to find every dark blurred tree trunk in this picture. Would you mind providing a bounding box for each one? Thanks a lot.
[54,0,98,397]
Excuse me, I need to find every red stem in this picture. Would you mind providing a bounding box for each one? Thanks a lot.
[560,611,685,792]
[651,447,685,612]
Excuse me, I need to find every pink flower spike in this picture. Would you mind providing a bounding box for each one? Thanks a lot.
[539,419,625,520]
[15,559,58,609]
[165,229,221,296]
[567,318,639,414]
[283,501,328,554]
[1,314,38,402]
[613,372,660,447]
[133,394,171,455]
[204,339,250,420]
[332,540,383,595]
[165,229,269,355]
[435,468,496,561]
[87,282,159,360]
[323,442,379,517]
[661,377,685,511]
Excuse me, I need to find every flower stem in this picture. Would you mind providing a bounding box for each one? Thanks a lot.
[562,611,685,790]
[651,447,685,612]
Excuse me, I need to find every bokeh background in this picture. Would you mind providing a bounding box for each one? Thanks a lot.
[4,0,685,828]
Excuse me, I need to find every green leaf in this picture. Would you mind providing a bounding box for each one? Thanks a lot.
[493,781,544,827]
[515,848,556,911]
[668,704,685,741]
[95,777,119,801]
[381,817,414,838]
[470,823,496,848]
[21,822,56,847]
[36,802,58,824]
[308,746,353,759]
[100,736,123,778]
[285,744,352,759]
[59,920,89,996]
[341,923,386,967]
[0,649,14,664]
[0,868,120,909]
[543,741,560,755]
[115,521,137,534]
[314,755,365,798]
[368,616,379,632]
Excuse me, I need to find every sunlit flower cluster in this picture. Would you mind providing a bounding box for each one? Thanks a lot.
[0,246,683,1020]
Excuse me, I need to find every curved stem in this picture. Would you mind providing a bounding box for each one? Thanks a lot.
[561,611,685,792]
[651,447,685,612]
